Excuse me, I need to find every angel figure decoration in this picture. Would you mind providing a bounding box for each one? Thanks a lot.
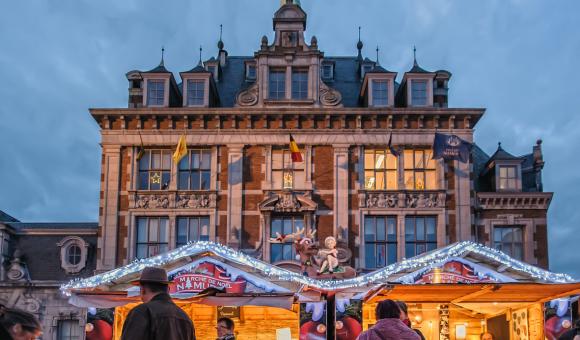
[317,236,339,274]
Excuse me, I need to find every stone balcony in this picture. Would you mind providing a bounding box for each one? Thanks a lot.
[128,190,217,210]
[358,190,447,209]
[476,192,553,210]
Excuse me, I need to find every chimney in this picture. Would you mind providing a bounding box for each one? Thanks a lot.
[533,139,544,192]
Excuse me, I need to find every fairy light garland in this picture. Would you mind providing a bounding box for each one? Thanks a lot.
[60,241,576,297]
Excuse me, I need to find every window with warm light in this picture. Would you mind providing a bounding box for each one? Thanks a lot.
[498,165,518,191]
[364,149,397,190]
[272,149,305,190]
[404,149,436,190]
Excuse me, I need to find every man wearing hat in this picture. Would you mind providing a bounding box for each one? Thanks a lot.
[121,267,196,340]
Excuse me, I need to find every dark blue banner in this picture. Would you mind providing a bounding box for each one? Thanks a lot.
[432,132,472,163]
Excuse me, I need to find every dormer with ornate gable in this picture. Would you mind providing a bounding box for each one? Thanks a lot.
[141,57,182,108]
[180,62,220,107]
[360,65,397,107]
[236,1,342,108]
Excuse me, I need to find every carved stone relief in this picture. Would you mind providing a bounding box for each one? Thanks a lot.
[319,81,342,107]
[176,193,216,209]
[236,83,259,107]
[361,191,445,209]
[135,194,170,209]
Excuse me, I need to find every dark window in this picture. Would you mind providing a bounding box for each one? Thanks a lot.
[146,79,165,106]
[292,70,308,99]
[364,216,397,268]
[136,217,169,259]
[187,79,205,106]
[247,65,256,80]
[272,149,305,189]
[405,216,437,258]
[57,320,81,340]
[403,149,436,190]
[131,79,142,89]
[493,226,523,260]
[322,64,333,79]
[178,149,211,190]
[138,150,171,190]
[176,216,210,247]
[498,166,518,191]
[372,79,388,106]
[269,69,286,99]
[270,216,304,262]
[364,148,397,190]
[67,245,81,265]
[411,79,427,106]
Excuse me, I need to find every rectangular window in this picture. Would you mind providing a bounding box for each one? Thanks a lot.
[404,149,436,190]
[292,69,308,99]
[136,217,169,259]
[321,64,333,79]
[364,216,397,268]
[498,166,518,191]
[405,216,437,258]
[247,64,256,80]
[57,320,81,340]
[372,80,388,106]
[411,79,428,106]
[272,149,305,189]
[178,149,211,190]
[364,148,397,190]
[270,216,304,262]
[176,216,210,247]
[138,150,171,190]
[269,69,286,99]
[146,79,165,106]
[187,79,205,106]
[493,226,523,260]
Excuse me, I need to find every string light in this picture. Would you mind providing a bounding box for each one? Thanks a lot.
[60,241,576,297]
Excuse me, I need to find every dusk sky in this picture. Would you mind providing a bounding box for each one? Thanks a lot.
[1,0,579,277]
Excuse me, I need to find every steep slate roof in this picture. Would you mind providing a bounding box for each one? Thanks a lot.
[408,60,431,74]
[321,57,363,107]
[143,60,171,74]
[487,143,522,163]
[0,210,19,222]
[214,56,253,107]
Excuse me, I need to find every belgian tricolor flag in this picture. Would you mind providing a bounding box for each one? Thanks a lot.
[289,134,303,162]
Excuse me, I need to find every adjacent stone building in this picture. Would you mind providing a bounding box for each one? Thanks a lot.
[92,2,552,275]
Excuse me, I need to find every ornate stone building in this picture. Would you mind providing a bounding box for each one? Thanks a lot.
[92,2,551,276]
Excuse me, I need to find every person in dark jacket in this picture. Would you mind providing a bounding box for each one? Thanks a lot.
[357,299,420,340]
[216,317,235,340]
[0,304,42,340]
[121,267,196,340]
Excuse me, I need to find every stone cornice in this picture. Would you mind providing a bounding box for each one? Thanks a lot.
[476,192,553,210]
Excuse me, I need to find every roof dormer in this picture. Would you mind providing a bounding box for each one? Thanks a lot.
[180,62,220,108]
[204,57,220,82]
[482,143,524,192]
[141,55,182,108]
[396,53,435,108]
[360,65,397,108]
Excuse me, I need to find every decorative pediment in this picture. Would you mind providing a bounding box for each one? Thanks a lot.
[259,191,317,213]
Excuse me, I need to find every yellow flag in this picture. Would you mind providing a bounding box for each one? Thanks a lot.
[172,135,188,164]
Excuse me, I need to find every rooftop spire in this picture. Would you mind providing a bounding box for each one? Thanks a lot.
[217,24,224,50]
[198,45,203,66]
[160,46,165,66]
[356,26,363,61]
[413,45,417,66]
[376,45,380,64]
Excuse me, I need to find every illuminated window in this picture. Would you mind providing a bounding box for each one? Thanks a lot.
[136,217,169,259]
[493,226,523,260]
[272,149,305,190]
[405,216,437,258]
[270,216,304,262]
[176,216,210,247]
[364,216,397,268]
[138,150,171,190]
[364,148,397,190]
[498,166,518,191]
[404,149,436,190]
[178,149,211,190]
[146,79,165,106]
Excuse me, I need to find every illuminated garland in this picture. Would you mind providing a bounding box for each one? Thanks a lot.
[60,241,576,296]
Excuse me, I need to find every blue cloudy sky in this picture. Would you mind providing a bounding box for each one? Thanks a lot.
[1,0,579,277]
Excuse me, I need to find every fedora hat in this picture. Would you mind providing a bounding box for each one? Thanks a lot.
[132,267,171,285]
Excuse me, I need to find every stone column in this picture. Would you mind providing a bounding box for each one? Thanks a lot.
[227,145,244,249]
[97,145,121,271]
[333,145,349,243]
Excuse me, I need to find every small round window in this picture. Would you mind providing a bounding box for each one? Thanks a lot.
[67,245,82,265]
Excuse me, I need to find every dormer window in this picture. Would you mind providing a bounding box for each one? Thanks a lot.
[246,64,257,80]
[186,79,205,106]
[498,165,518,191]
[321,64,333,79]
[372,80,388,107]
[146,79,165,106]
[57,236,89,274]
[291,69,308,99]
[269,69,286,99]
[411,79,428,106]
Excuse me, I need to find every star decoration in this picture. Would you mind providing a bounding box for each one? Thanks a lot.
[150,172,161,184]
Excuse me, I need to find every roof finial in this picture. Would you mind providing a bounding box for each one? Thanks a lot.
[498,142,502,148]
[160,46,165,66]
[376,45,380,64]
[198,45,203,65]
[413,45,418,66]
[217,24,224,50]
[358,26,361,41]
[356,26,363,61]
